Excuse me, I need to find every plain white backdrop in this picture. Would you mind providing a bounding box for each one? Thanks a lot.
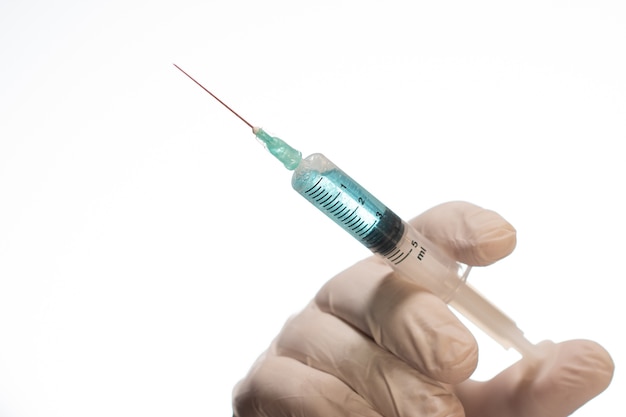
[1,1,624,416]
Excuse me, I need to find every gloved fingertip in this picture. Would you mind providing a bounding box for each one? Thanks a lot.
[531,339,615,416]
[462,215,517,266]
[409,201,517,266]
[430,322,479,384]
[403,291,479,384]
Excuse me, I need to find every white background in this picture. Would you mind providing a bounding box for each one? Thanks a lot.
[1,1,624,416]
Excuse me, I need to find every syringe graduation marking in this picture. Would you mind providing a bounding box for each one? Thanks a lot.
[304,180,374,234]
[303,178,410,259]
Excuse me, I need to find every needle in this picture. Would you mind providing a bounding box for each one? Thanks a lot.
[173,63,254,129]
[173,63,301,170]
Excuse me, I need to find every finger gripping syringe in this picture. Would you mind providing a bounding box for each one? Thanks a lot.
[174,64,538,359]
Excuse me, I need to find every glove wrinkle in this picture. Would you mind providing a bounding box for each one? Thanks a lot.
[410,201,517,267]
[233,354,384,417]
[315,258,477,385]
[271,304,466,417]
[528,340,614,417]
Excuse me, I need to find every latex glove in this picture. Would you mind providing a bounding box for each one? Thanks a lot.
[232,201,614,417]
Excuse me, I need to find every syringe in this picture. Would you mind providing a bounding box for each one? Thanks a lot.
[174,64,539,359]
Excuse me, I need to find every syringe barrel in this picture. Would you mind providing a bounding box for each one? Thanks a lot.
[291,153,535,356]
[291,153,469,299]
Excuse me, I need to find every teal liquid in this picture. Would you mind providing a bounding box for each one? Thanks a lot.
[292,154,404,254]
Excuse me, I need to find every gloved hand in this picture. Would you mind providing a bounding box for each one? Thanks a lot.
[232,201,614,417]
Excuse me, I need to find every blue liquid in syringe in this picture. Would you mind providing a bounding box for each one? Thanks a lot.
[292,153,408,260]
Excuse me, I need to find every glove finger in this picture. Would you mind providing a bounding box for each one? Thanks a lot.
[233,354,382,417]
[274,302,465,417]
[409,201,517,266]
[454,339,614,417]
[315,257,478,384]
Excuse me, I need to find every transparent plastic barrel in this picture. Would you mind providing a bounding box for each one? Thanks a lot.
[291,153,537,358]
[291,153,470,300]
